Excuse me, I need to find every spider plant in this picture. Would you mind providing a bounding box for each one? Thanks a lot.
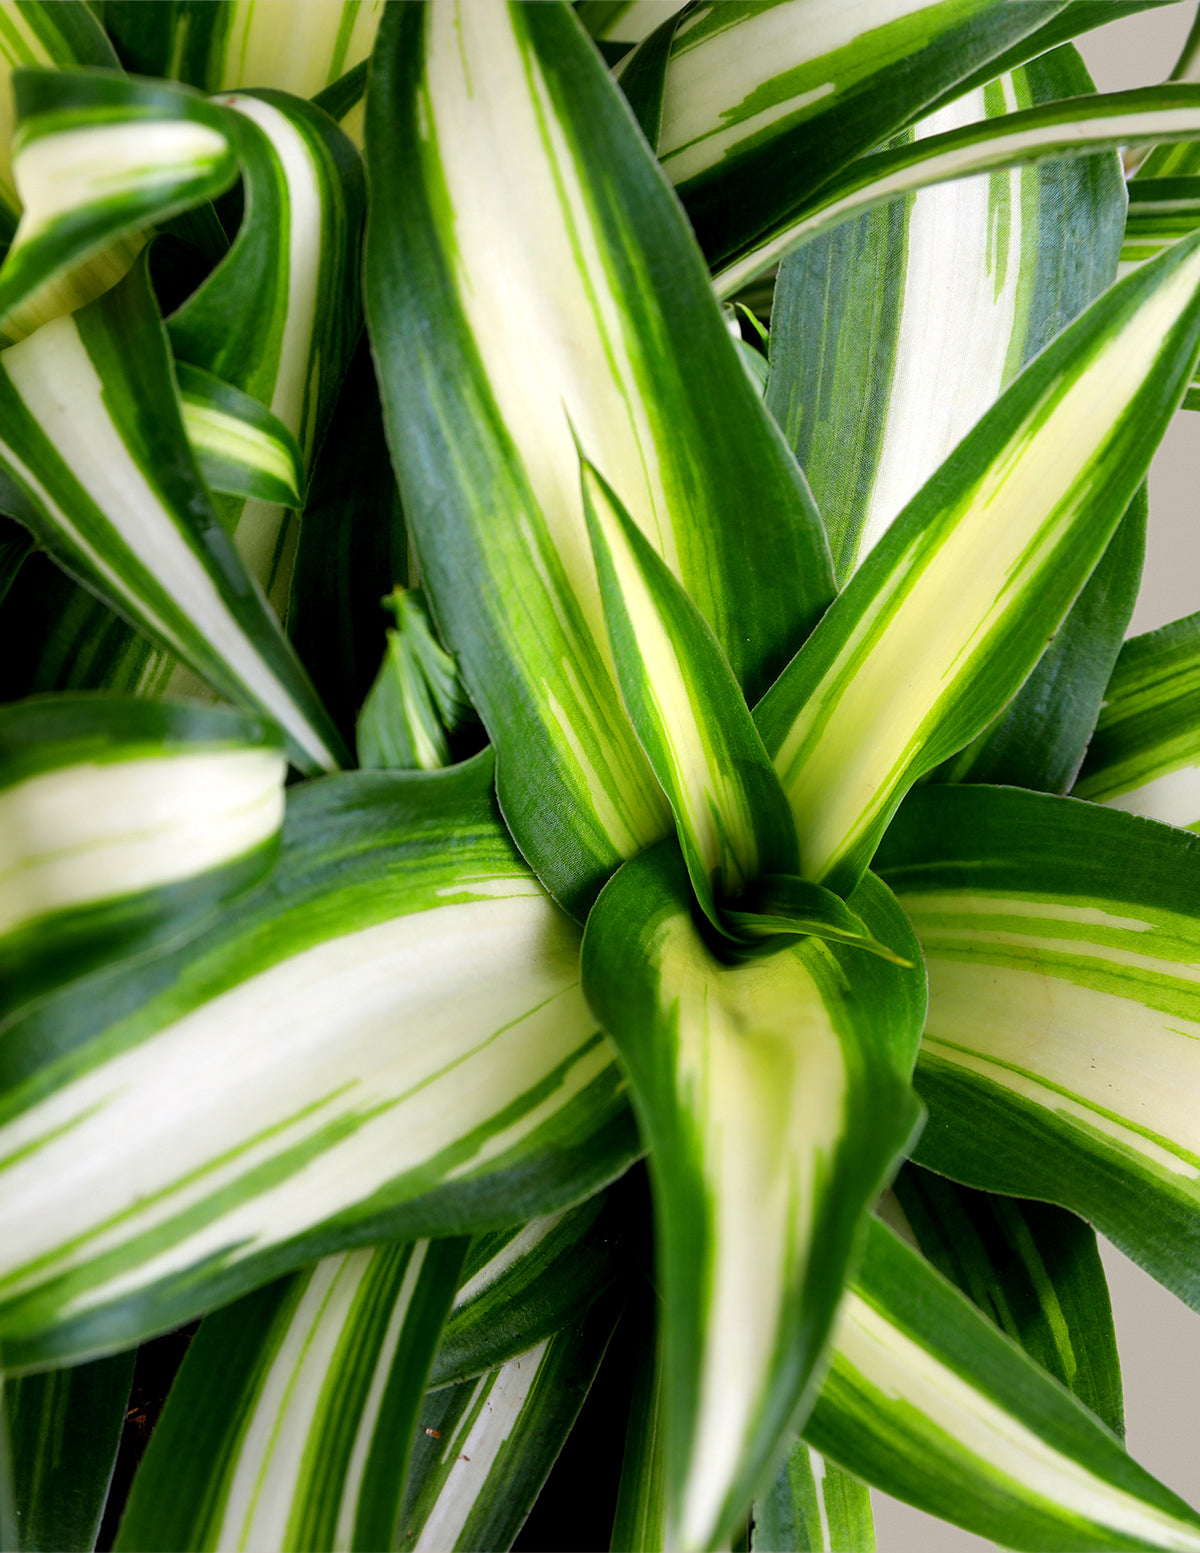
[4,1,1200,1550]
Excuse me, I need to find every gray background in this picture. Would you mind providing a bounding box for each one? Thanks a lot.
[867,6,1200,1550]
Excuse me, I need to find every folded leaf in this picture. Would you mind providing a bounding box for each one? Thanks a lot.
[0,695,285,1012]
[875,782,1200,1315]
[168,87,364,607]
[176,362,305,508]
[755,228,1200,895]
[806,1217,1200,1552]
[356,589,472,774]
[0,257,345,773]
[114,1237,467,1553]
[0,70,238,344]
[0,2,119,237]
[582,840,923,1551]
[1073,612,1200,830]
[580,455,798,925]
[767,44,1124,583]
[364,0,831,916]
[104,0,383,102]
[716,84,1200,299]
[0,755,638,1370]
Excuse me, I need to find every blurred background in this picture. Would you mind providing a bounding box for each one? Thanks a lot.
[871,5,1200,1549]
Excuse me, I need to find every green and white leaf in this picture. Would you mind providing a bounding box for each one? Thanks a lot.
[1121,176,1200,274]
[4,1347,134,1553]
[766,44,1124,582]
[168,87,364,608]
[0,69,237,345]
[715,83,1200,300]
[0,257,344,774]
[365,0,831,917]
[754,229,1200,896]
[177,361,305,508]
[751,1440,875,1553]
[0,2,119,237]
[582,841,924,1552]
[633,0,1065,276]
[0,695,285,1012]
[356,589,471,774]
[104,0,383,103]
[874,782,1200,1315]
[890,1165,1125,1437]
[580,455,798,925]
[937,485,1145,794]
[1073,612,1200,829]
[806,1217,1200,1552]
[577,2,679,46]
[402,1293,621,1553]
[0,755,638,1371]
[431,1192,622,1389]
[114,1237,466,1553]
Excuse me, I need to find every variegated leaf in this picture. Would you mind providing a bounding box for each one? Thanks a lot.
[365,0,831,918]
[0,755,637,1370]
[114,1238,466,1553]
[806,1217,1200,1552]
[767,43,1124,582]
[0,257,345,773]
[0,695,285,1013]
[582,840,923,1552]
[875,782,1200,1315]
[755,229,1200,896]
[176,362,305,509]
[1073,612,1200,829]
[751,1441,875,1553]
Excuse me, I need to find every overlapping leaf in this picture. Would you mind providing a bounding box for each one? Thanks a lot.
[0,695,285,1014]
[755,228,1200,895]
[806,1218,1200,1552]
[1073,612,1200,829]
[365,0,831,916]
[0,258,344,773]
[875,783,1200,1315]
[114,1238,466,1553]
[0,755,638,1370]
[582,841,923,1551]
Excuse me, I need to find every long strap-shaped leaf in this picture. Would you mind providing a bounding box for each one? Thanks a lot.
[806,1217,1200,1552]
[767,44,1124,583]
[0,257,345,773]
[715,84,1200,299]
[580,455,798,925]
[874,782,1200,1316]
[104,0,383,103]
[891,1165,1124,1438]
[629,0,1064,276]
[751,1440,875,1553]
[431,1193,622,1389]
[0,70,238,345]
[1073,613,1200,829]
[114,1237,466,1553]
[4,1348,134,1553]
[582,840,923,1552]
[0,695,285,1013]
[754,228,1200,896]
[168,88,364,606]
[0,755,638,1371]
[1122,176,1200,275]
[365,0,832,917]
[0,2,118,238]
[402,1293,622,1553]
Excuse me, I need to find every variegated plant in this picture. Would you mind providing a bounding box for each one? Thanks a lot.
[5,1,1200,1550]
